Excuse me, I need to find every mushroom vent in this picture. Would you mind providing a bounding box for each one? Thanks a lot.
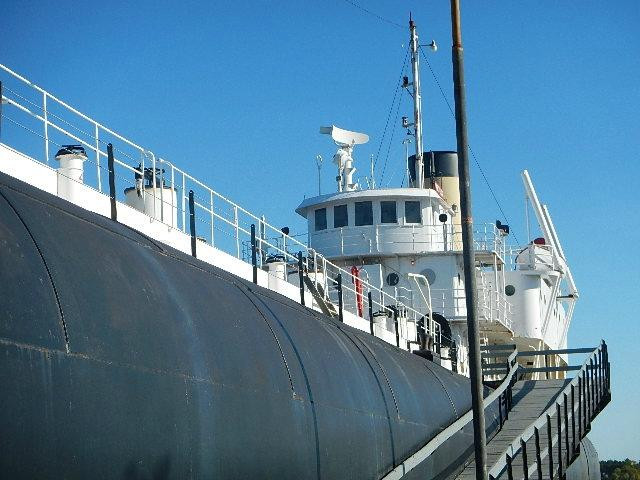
[55,145,87,158]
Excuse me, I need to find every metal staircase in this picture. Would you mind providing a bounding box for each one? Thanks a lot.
[382,341,610,480]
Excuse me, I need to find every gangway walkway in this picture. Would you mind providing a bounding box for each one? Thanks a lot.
[456,379,570,479]
[382,341,610,480]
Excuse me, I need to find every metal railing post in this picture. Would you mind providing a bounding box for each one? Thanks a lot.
[95,123,101,192]
[506,454,513,480]
[546,414,554,479]
[578,376,583,442]
[107,143,117,221]
[604,343,608,391]
[151,152,157,220]
[251,224,258,284]
[337,274,343,322]
[571,385,576,458]
[598,349,603,404]
[209,191,215,246]
[585,370,590,431]
[589,358,595,424]
[159,163,165,222]
[322,257,328,299]
[189,190,196,257]
[564,393,570,467]
[393,307,400,347]
[556,403,563,478]
[521,438,529,480]
[368,291,374,335]
[234,205,240,258]
[181,174,186,232]
[170,166,176,228]
[298,252,305,306]
[43,92,49,163]
[585,369,590,430]
[534,427,542,480]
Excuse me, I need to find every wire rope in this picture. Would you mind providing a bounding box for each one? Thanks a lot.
[419,47,521,244]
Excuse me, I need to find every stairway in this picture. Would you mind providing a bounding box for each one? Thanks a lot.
[456,379,571,479]
[381,341,610,480]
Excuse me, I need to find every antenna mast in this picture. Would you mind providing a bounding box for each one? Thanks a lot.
[409,16,424,189]
[369,153,375,189]
[315,155,323,195]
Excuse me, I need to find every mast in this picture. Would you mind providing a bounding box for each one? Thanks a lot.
[450,1,487,478]
[409,16,424,189]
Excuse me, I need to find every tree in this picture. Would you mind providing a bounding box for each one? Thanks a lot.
[602,459,640,480]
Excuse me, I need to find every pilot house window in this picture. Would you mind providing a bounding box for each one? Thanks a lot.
[334,204,348,228]
[380,201,397,224]
[405,201,422,224]
[315,208,327,231]
[355,201,373,226]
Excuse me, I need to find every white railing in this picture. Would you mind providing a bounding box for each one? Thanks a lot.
[430,286,513,331]
[505,243,560,272]
[0,63,445,349]
[305,222,506,258]
[477,286,513,330]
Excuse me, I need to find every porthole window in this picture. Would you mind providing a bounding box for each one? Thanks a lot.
[420,268,436,286]
[386,272,400,286]
[505,284,516,296]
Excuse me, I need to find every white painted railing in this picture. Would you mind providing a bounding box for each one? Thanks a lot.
[0,63,444,348]
[430,286,512,331]
[305,221,506,257]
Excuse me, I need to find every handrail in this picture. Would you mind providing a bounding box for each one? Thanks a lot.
[487,340,610,479]
[0,62,447,349]
[382,347,519,479]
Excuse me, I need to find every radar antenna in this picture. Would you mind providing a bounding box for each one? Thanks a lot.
[319,125,369,192]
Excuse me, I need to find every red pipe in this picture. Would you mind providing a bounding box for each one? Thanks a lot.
[351,266,364,317]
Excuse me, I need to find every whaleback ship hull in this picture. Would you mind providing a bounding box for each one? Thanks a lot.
[0,171,500,479]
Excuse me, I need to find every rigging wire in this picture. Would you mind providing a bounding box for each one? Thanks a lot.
[418,47,521,245]
[341,0,404,29]
[378,89,403,185]
[372,47,409,174]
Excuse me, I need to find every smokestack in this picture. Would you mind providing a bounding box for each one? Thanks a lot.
[408,150,461,246]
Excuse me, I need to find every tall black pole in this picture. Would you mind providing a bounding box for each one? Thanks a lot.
[450,1,487,478]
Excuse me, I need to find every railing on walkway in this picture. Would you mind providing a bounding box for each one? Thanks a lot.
[0,63,446,350]
[488,341,611,480]
[430,286,513,332]
[382,341,611,479]
[382,344,520,479]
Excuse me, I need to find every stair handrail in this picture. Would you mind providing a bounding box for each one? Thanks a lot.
[487,340,610,479]
[382,346,519,480]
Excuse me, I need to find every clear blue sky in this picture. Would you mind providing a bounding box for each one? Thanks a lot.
[2,0,638,460]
